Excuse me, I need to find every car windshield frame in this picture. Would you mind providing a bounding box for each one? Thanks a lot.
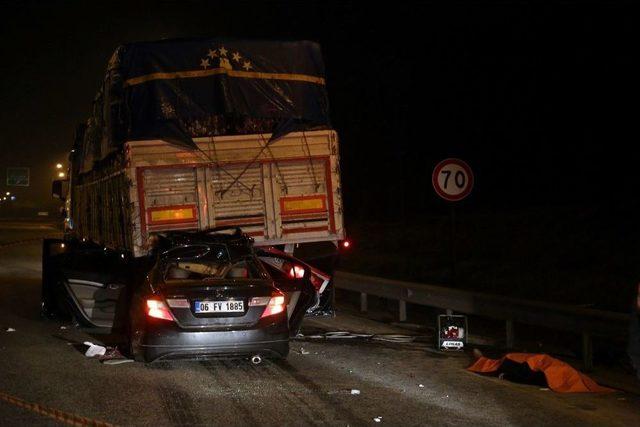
[160,243,265,282]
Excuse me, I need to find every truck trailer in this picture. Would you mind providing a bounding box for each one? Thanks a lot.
[43,39,345,349]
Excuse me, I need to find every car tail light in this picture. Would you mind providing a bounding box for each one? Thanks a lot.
[147,298,175,321]
[288,265,305,279]
[166,298,190,308]
[342,239,351,249]
[309,273,323,289]
[249,296,271,306]
[260,293,286,318]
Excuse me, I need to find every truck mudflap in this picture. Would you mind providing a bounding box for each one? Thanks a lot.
[257,247,334,320]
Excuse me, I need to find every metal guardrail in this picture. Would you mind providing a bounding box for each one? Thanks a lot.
[333,270,631,370]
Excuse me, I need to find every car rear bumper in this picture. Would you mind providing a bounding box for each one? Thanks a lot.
[140,319,289,362]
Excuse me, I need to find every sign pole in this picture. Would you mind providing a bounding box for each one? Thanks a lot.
[432,158,473,286]
[450,203,456,285]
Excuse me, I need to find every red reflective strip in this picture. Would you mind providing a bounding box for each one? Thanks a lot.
[282,226,328,235]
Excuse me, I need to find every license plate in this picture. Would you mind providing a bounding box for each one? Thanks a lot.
[194,300,244,313]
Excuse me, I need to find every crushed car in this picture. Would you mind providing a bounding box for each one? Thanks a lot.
[41,228,332,363]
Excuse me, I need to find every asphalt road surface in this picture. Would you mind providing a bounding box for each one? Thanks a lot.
[1,220,639,426]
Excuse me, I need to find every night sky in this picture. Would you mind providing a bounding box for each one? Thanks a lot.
[0,1,635,219]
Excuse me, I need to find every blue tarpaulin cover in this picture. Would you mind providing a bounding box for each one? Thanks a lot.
[78,38,331,169]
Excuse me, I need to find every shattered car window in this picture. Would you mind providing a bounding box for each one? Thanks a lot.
[161,244,262,281]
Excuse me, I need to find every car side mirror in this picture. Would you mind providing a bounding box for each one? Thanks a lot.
[52,179,68,201]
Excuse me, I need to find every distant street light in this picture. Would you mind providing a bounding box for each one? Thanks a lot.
[5,192,9,196]
[56,163,63,169]
[58,172,66,178]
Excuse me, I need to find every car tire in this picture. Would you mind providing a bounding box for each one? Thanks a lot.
[125,302,147,363]
[277,342,290,360]
[128,336,146,363]
[126,325,146,363]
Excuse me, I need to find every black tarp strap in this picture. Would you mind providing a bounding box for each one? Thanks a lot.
[193,145,253,194]
[301,132,320,192]
[218,133,299,199]
[259,133,288,196]
[207,136,222,183]
[218,133,279,198]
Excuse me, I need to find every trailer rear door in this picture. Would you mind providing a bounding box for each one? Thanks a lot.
[128,130,344,255]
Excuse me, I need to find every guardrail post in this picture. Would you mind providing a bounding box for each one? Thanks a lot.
[399,300,407,322]
[360,292,367,312]
[582,332,593,372]
[505,319,515,349]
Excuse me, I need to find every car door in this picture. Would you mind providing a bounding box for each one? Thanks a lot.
[257,248,333,334]
[56,241,130,329]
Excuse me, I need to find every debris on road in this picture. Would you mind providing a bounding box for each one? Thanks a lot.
[419,384,425,388]
[83,342,133,364]
[5,327,16,332]
[299,347,310,355]
[84,342,107,357]
[373,416,382,422]
[102,357,133,365]
[59,326,67,330]
[324,331,373,339]
[372,334,416,343]
[99,347,132,364]
[296,330,424,343]
[327,389,362,396]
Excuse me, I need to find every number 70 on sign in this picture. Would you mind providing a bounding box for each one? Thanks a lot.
[432,158,474,202]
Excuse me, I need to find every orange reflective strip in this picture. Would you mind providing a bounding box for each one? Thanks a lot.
[280,195,327,215]
[150,208,195,223]
[124,67,325,87]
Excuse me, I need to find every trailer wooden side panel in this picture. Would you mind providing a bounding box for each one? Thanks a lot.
[125,130,344,257]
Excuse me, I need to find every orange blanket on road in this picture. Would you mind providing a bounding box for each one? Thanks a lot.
[468,353,614,393]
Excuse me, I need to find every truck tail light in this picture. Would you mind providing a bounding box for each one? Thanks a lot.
[260,293,286,318]
[147,298,175,321]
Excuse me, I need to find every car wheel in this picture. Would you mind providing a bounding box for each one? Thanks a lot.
[278,342,290,360]
[126,305,147,363]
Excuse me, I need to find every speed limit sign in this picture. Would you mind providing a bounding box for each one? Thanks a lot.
[432,158,474,202]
